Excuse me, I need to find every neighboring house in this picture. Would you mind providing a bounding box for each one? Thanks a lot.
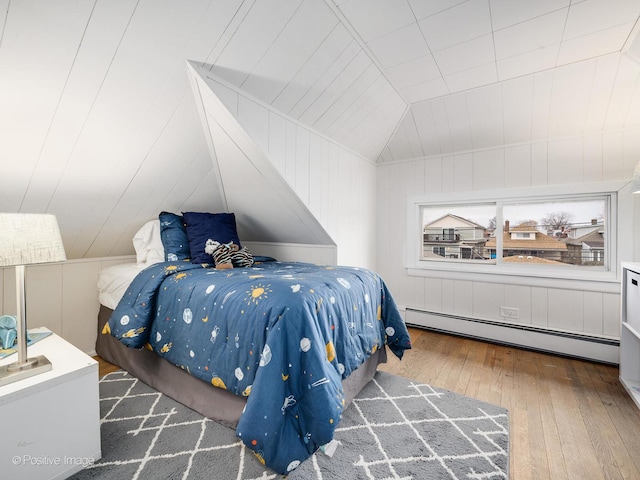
[422,214,487,259]
[567,219,604,239]
[485,220,567,262]
[563,229,605,265]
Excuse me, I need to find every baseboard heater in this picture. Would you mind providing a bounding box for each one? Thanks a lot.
[405,308,620,365]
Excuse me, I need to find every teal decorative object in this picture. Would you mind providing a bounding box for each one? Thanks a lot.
[0,315,17,349]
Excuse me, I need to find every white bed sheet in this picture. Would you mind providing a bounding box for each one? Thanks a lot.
[98,263,149,310]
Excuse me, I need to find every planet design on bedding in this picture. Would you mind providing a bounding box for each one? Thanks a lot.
[107,260,411,475]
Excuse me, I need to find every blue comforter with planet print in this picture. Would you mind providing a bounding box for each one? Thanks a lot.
[108,260,411,474]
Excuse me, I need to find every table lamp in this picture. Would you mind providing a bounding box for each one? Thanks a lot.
[0,213,66,386]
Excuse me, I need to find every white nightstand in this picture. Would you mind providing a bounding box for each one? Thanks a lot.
[0,328,101,480]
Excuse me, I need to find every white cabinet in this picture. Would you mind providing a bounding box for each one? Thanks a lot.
[620,263,640,409]
[0,328,101,479]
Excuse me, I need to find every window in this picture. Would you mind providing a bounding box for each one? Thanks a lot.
[407,182,627,283]
[421,204,494,263]
[500,198,606,266]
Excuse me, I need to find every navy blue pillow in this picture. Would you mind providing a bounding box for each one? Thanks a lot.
[182,211,241,264]
[159,212,190,261]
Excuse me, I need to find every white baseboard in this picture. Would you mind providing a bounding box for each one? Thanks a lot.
[405,308,619,365]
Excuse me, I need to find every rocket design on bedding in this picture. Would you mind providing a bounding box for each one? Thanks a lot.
[107,261,411,475]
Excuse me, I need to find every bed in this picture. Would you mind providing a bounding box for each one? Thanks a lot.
[96,214,411,474]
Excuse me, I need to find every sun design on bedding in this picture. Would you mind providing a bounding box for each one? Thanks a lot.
[244,283,271,306]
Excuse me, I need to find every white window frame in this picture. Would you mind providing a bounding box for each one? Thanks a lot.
[406,181,630,290]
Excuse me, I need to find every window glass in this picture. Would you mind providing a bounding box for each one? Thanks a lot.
[500,199,606,267]
[419,197,608,268]
[421,204,495,262]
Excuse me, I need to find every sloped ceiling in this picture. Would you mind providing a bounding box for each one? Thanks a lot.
[1,0,639,258]
[187,61,334,245]
[358,0,640,161]
[336,0,640,103]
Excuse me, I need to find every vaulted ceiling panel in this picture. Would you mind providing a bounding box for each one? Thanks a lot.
[86,98,212,257]
[188,62,334,245]
[429,99,454,154]
[493,9,566,61]
[0,0,96,213]
[444,94,473,153]
[237,95,271,157]
[584,57,620,133]
[326,68,384,138]
[344,82,408,159]
[2,0,640,259]
[547,62,595,138]
[530,70,555,141]
[605,58,640,131]
[496,41,559,81]
[298,50,371,127]
[383,49,640,161]
[466,84,505,150]
[337,0,415,42]
[269,23,354,114]
[385,54,440,90]
[489,0,570,31]
[240,1,340,102]
[50,1,222,257]
[558,23,635,65]
[501,75,534,145]
[208,0,304,88]
[285,39,359,118]
[563,0,639,40]
[18,0,140,215]
[417,0,492,52]
[366,23,429,69]
[385,114,418,162]
[411,103,441,157]
[434,34,495,78]
[200,0,407,162]
[331,0,640,162]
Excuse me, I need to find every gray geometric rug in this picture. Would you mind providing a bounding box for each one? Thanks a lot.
[70,370,509,479]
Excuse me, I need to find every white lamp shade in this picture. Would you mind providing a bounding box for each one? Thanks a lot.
[0,213,66,267]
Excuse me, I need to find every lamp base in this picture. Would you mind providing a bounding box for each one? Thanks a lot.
[0,355,52,387]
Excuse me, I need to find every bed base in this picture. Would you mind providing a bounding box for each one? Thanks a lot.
[96,305,386,429]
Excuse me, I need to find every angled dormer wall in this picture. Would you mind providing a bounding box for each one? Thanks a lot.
[187,62,380,269]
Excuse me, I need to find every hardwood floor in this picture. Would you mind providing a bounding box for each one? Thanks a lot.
[97,355,120,378]
[95,326,640,479]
